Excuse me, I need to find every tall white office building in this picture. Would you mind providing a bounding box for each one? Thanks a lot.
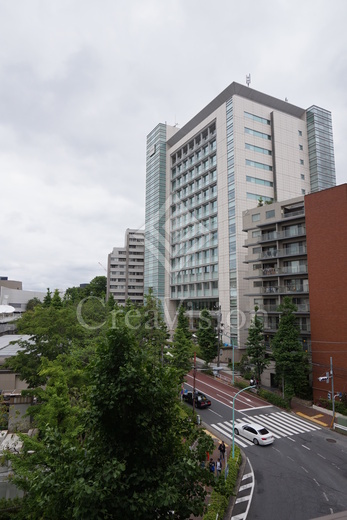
[144,81,335,352]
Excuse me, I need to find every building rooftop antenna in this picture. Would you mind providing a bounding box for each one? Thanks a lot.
[246,74,251,87]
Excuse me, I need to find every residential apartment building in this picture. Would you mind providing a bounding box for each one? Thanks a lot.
[107,229,145,305]
[144,81,336,353]
[242,185,347,402]
[242,196,309,385]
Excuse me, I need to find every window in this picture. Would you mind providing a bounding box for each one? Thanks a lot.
[247,193,273,202]
[298,130,303,136]
[301,189,306,195]
[245,127,271,140]
[299,144,303,150]
[244,111,270,125]
[266,210,275,219]
[301,174,305,180]
[252,247,261,254]
[300,159,304,165]
[245,143,272,155]
[252,213,260,222]
[252,230,261,238]
[246,159,272,171]
[246,175,273,187]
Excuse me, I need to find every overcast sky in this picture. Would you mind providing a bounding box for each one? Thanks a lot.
[1,0,346,293]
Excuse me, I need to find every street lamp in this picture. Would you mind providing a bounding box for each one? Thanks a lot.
[231,385,256,458]
[221,327,236,385]
[214,305,222,368]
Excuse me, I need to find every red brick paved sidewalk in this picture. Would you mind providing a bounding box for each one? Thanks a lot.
[190,431,232,520]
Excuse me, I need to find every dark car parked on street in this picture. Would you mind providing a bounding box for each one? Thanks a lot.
[183,391,212,409]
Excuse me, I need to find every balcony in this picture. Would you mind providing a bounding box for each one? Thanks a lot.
[260,284,309,294]
[258,245,307,260]
[281,208,305,219]
[280,265,308,275]
[259,303,310,313]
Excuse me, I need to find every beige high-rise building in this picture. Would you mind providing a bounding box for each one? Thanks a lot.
[144,81,335,358]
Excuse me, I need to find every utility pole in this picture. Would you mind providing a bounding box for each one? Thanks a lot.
[216,305,222,368]
[318,357,335,429]
[330,356,335,429]
[193,352,196,415]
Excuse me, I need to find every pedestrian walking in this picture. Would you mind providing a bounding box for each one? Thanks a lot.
[218,440,226,461]
[209,458,215,475]
[216,458,222,478]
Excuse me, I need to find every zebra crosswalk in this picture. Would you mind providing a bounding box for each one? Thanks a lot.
[211,411,321,448]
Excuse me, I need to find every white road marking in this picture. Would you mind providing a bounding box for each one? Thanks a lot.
[208,409,223,417]
[317,453,326,460]
[211,410,322,449]
[238,405,273,412]
[301,466,308,473]
[302,444,310,450]
[313,478,320,486]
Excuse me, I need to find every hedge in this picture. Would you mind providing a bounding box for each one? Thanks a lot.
[316,398,347,417]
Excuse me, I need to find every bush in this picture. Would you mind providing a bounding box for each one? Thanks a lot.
[258,388,290,410]
[203,446,242,520]
[316,398,347,416]
[234,380,249,390]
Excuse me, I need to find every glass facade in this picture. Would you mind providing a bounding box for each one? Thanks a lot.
[169,122,218,305]
[144,124,167,300]
[306,106,336,192]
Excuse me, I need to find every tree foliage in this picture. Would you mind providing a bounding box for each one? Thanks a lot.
[4,317,214,519]
[246,307,269,381]
[176,305,191,341]
[171,327,193,382]
[4,283,105,388]
[196,309,217,364]
[131,288,169,362]
[271,297,310,401]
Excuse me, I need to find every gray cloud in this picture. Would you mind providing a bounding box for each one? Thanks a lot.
[0,0,346,291]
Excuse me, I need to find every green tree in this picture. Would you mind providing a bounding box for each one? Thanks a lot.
[25,297,42,312]
[176,305,191,341]
[5,323,213,520]
[246,307,269,381]
[42,288,52,308]
[171,327,193,382]
[51,289,63,309]
[85,276,107,299]
[196,308,217,364]
[106,292,116,311]
[63,286,86,304]
[272,297,309,401]
[4,304,96,387]
[134,289,169,361]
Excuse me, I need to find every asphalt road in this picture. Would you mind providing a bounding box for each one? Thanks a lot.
[184,372,347,520]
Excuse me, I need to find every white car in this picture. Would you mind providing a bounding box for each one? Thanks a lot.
[234,422,274,445]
